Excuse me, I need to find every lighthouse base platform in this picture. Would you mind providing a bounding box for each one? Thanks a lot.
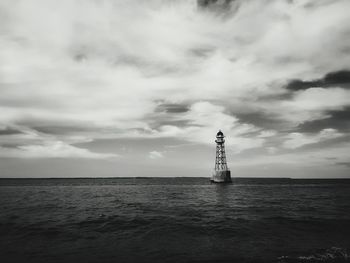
[210,170,232,183]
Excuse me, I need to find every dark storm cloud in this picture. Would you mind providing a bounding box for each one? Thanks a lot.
[336,162,350,168]
[147,103,193,129]
[0,127,23,135]
[294,134,349,152]
[286,70,350,91]
[296,107,350,133]
[156,103,190,114]
[233,112,288,131]
[197,0,239,14]
[188,47,215,59]
[197,0,234,8]
[74,53,87,62]
[33,125,92,136]
[0,143,20,149]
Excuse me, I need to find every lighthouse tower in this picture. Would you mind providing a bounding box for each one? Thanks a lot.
[211,130,232,183]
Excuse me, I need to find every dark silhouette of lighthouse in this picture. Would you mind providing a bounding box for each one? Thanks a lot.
[211,130,232,183]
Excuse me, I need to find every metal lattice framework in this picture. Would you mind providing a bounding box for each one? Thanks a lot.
[215,131,228,171]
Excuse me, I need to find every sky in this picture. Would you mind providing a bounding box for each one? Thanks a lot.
[0,0,350,178]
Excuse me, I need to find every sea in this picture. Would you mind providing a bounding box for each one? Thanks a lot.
[0,177,350,263]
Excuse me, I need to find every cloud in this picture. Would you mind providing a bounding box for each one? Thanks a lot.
[256,87,350,125]
[336,162,350,168]
[197,0,237,13]
[0,125,118,159]
[149,150,164,159]
[283,128,343,149]
[296,107,350,133]
[150,101,267,152]
[155,103,190,114]
[0,126,23,135]
[0,141,118,159]
[286,70,350,91]
[233,147,350,179]
[0,0,349,176]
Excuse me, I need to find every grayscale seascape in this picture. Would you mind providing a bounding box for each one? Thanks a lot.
[1,178,350,263]
[1,0,350,262]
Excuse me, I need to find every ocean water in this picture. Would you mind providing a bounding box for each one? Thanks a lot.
[0,177,350,263]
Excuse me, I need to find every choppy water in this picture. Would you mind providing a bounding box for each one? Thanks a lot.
[0,178,350,263]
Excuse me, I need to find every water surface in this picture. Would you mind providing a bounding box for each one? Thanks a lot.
[1,178,349,262]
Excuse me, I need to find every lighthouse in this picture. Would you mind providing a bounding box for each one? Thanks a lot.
[211,130,232,183]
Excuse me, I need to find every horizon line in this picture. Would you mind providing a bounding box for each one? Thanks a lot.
[0,177,349,180]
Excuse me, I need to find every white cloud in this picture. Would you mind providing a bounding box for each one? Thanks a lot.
[283,128,343,149]
[0,126,118,159]
[1,0,350,128]
[267,147,278,154]
[0,0,349,166]
[279,88,350,123]
[235,140,350,172]
[0,141,118,159]
[258,130,277,138]
[152,101,265,152]
[149,150,164,159]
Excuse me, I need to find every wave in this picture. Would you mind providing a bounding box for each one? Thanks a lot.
[278,247,349,263]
